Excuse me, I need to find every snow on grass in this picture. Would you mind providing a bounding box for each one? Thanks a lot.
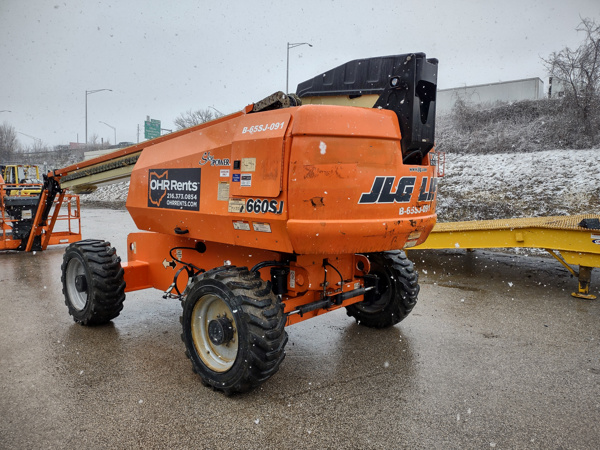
[436,149,599,222]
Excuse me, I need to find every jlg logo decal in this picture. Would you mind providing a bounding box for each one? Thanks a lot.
[148,168,201,211]
[359,176,437,204]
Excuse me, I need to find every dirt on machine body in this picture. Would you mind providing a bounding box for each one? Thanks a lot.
[28,53,441,394]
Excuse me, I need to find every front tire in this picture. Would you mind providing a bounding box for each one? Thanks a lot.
[180,266,287,395]
[61,239,126,325]
[346,250,419,328]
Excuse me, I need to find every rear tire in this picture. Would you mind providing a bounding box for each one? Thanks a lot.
[180,266,287,395]
[61,239,126,325]
[346,250,419,328]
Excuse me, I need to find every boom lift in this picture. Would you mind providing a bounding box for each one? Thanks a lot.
[53,53,439,394]
[0,164,81,251]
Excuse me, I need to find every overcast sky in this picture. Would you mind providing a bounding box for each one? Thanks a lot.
[1,0,599,148]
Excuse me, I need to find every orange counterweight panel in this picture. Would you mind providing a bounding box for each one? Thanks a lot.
[286,106,438,254]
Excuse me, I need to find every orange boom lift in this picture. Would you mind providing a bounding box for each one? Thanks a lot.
[52,53,439,394]
[1,164,80,251]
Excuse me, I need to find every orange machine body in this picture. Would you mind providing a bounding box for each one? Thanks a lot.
[127,105,437,254]
[122,104,438,325]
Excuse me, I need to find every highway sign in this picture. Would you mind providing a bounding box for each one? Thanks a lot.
[145,118,161,139]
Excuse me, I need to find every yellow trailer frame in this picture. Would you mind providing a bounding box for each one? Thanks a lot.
[411,214,600,299]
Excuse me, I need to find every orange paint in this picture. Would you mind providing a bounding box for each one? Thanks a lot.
[111,103,437,325]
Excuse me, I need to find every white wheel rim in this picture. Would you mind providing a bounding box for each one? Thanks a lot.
[191,294,238,372]
[66,258,87,311]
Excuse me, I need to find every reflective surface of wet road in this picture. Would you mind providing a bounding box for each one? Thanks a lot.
[1,208,599,448]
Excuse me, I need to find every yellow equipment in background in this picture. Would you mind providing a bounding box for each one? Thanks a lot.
[0,164,42,196]
[411,215,600,299]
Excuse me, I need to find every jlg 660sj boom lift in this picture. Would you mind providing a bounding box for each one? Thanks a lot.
[55,53,439,394]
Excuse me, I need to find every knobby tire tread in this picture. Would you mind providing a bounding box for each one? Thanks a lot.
[61,239,126,326]
[181,266,287,394]
[346,250,419,328]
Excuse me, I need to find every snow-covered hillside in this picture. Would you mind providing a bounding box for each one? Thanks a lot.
[80,148,600,222]
[436,149,599,222]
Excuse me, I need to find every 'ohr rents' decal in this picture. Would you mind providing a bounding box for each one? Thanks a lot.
[148,168,201,211]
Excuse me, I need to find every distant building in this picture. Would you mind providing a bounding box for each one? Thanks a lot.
[437,78,545,114]
[548,77,565,99]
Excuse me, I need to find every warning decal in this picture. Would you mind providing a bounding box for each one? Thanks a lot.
[148,168,201,211]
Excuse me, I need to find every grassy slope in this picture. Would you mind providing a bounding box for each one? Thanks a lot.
[434,99,600,222]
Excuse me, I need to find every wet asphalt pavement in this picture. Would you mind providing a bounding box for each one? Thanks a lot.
[1,207,599,449]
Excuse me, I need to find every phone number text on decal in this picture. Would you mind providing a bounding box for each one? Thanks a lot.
[242,122,286,134]
[167,193,198,200]
[399,205,431,215]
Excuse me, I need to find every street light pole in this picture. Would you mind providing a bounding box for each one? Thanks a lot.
[208,105,225,117]
[17,131,42,144]
[99,121,116,146]
[286,42,312,94]
[18,132,43,150]
[86,89,112,144]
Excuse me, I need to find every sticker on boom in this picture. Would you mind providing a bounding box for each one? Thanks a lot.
[148,168,201,211]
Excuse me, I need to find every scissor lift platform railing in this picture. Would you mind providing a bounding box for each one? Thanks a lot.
[411,214,600,299]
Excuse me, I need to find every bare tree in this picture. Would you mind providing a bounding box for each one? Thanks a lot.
[543,17,600,144]
[0,122,20,161]
[87,133,101,149]
[22,140,49,154]
[174,108,222,130]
